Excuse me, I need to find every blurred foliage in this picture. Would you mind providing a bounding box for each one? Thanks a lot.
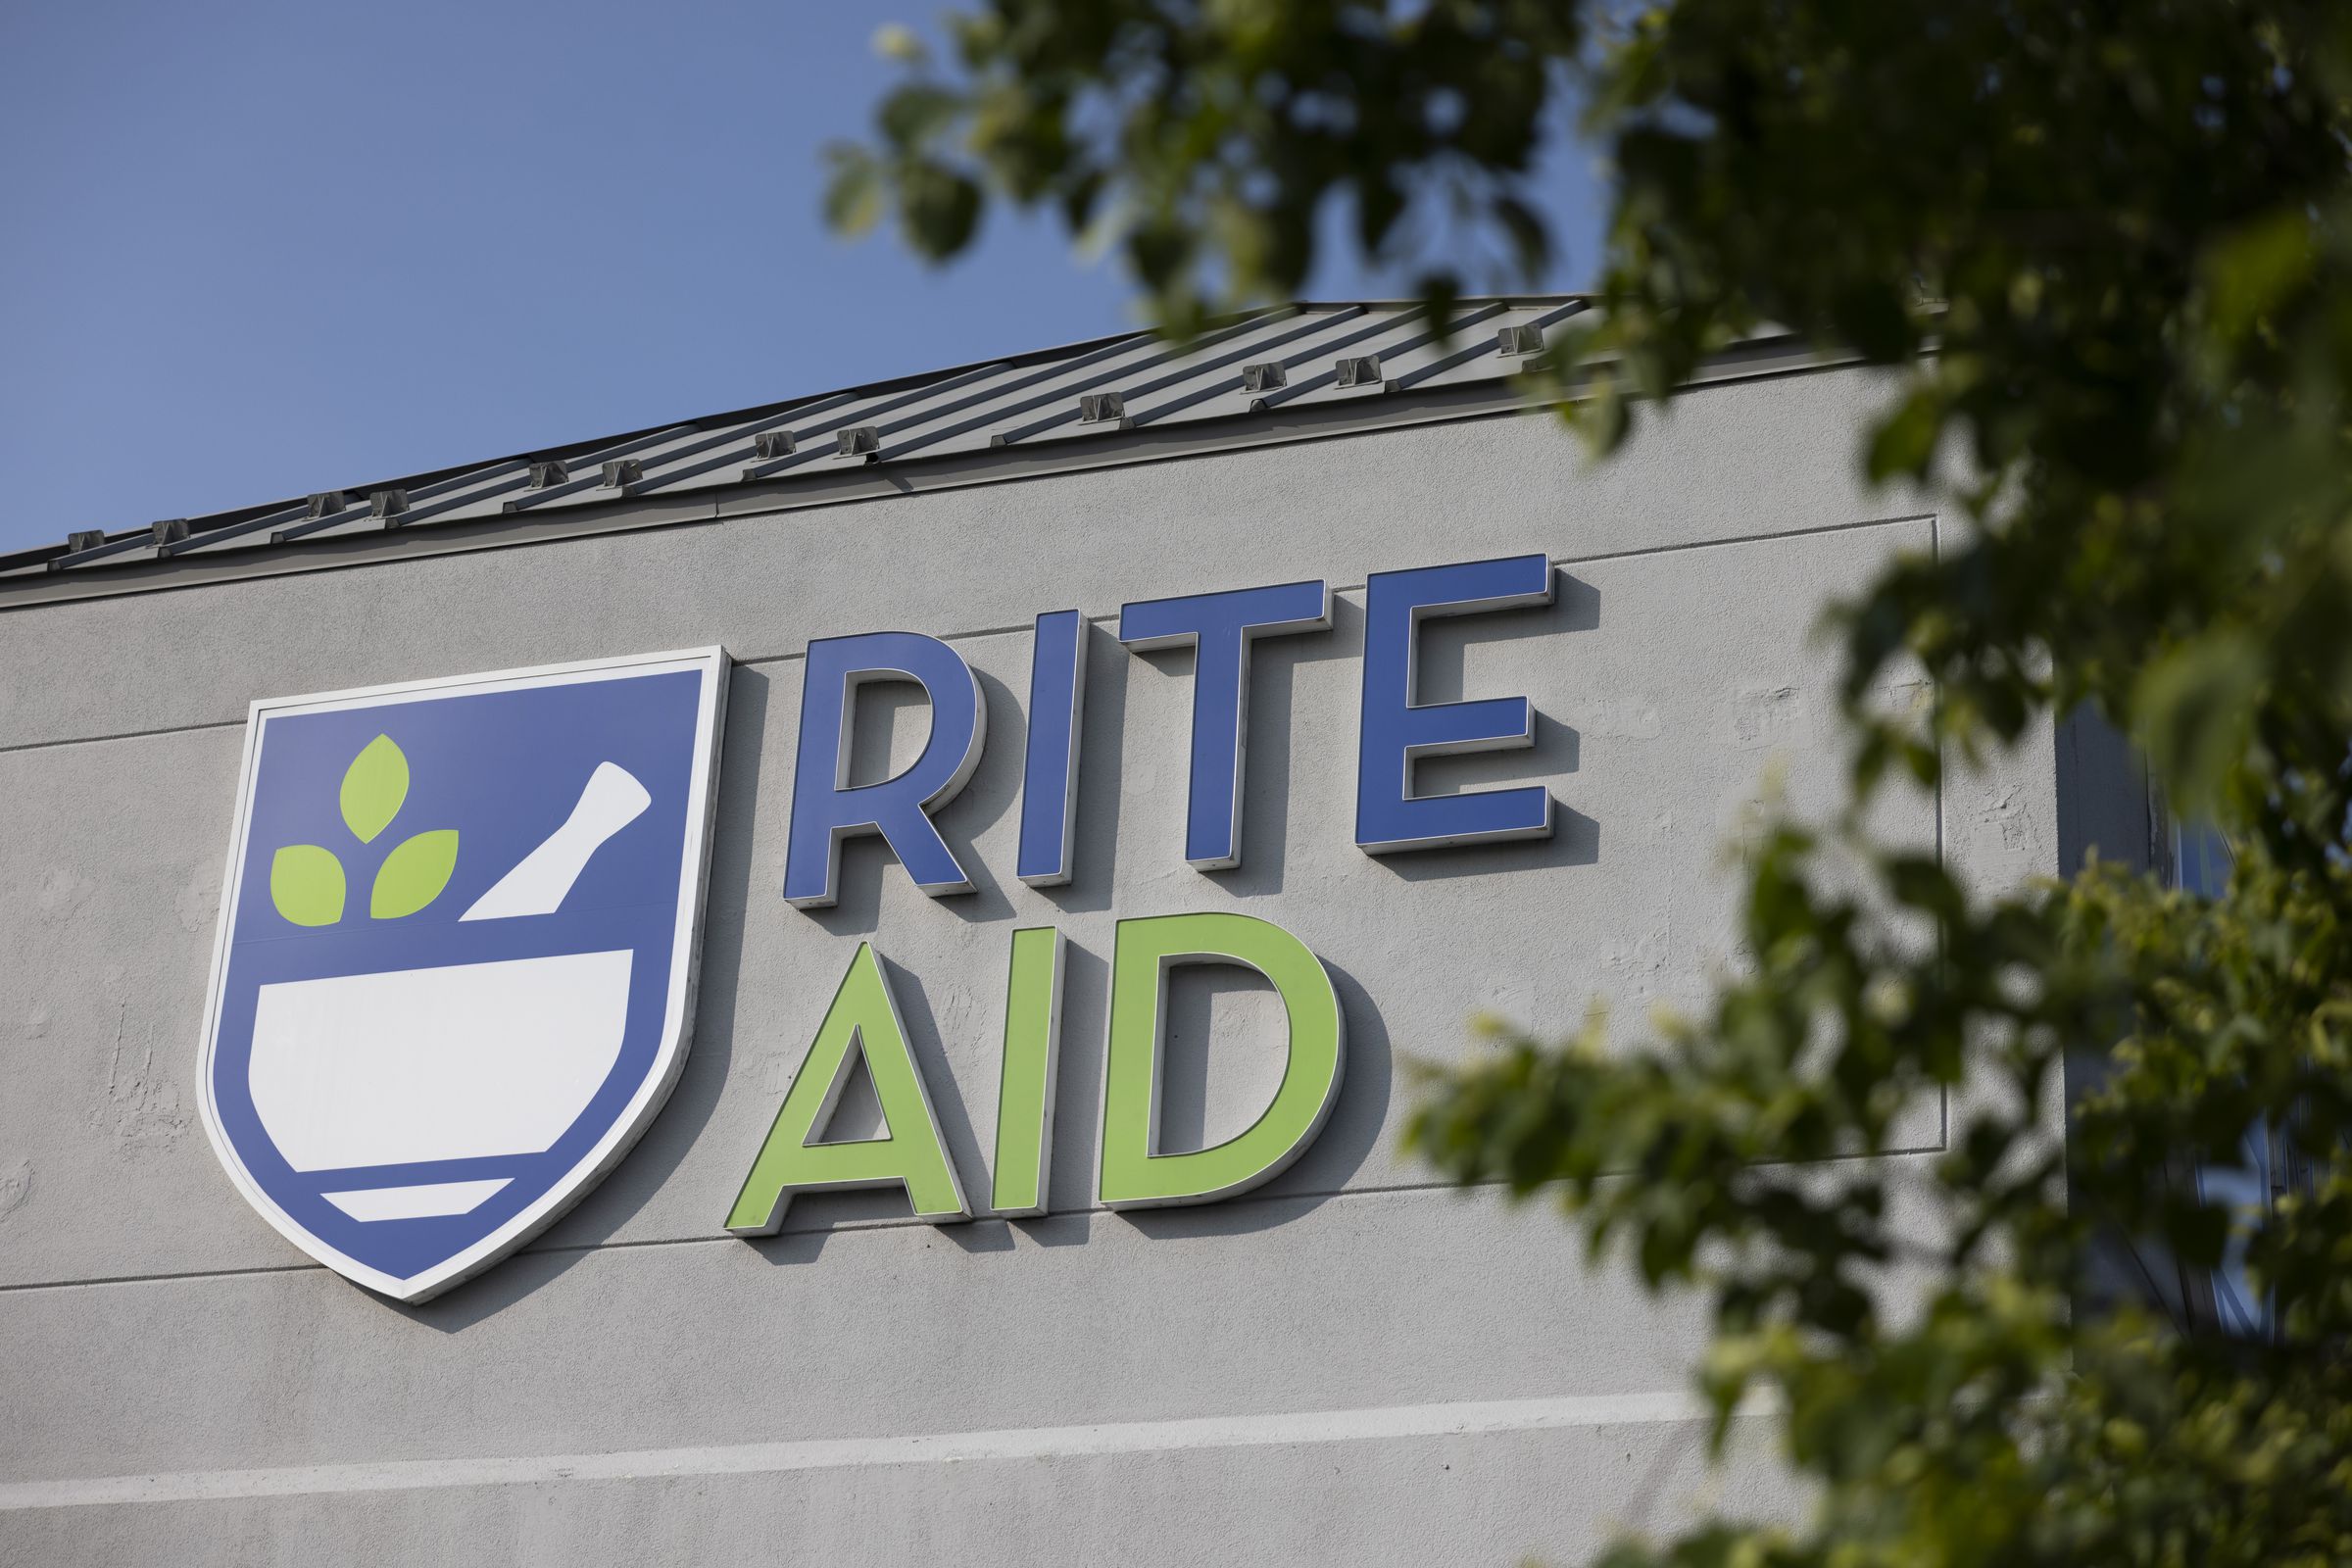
[830,3,1581,335]
[836,2,2352,1561]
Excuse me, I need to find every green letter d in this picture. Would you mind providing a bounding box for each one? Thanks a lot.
[1098,911,1345,1209]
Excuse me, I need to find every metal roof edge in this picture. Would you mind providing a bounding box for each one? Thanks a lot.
[0,297,1608,576]
[0,330,1845,613]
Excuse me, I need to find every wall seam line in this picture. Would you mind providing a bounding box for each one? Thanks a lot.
[0,1389,1782,1510]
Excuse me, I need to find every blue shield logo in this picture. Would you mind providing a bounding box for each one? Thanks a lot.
[196,649,728,1301]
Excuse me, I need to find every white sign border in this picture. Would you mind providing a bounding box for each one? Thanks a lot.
[193,647,731,1304]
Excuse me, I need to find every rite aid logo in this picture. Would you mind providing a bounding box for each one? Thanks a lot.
[197,554,1567,1303]
[195,650,727,1302]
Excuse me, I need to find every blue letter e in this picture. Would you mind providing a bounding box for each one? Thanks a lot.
[1355,554,1554,854]
[784,631,987,908]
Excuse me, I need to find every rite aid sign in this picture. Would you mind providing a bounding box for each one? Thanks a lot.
[196,553,1557,1300]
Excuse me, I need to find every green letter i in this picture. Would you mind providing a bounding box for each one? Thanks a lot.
[988,927,1065,1216]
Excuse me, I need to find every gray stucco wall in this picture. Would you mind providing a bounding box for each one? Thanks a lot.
[0,367,2058,1564]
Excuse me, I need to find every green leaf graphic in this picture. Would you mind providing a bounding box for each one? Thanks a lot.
[371,829,458,919]
[340,734,409,845]
[270,844,346,926]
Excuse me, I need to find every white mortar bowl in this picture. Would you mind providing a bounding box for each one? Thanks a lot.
[249,949,634,1176]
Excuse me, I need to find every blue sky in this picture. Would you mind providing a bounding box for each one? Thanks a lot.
[0,1,1601,555]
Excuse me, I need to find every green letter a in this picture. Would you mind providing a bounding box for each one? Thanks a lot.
[726,943,971,1234]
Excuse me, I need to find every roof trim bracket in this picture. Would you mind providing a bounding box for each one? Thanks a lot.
[1497,323,1546,357]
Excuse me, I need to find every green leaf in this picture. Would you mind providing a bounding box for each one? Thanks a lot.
[270,844,346,927]
[822,145,886,237]
[339,735,409,845]
[877,83,959,149]
[822,145,886,238]
[870,22,927,67]
[2203,208,2312,342]
[1491,194,1550,281]
[370,829,459,919]
[897,162,982,260]
[2132,632,2262,816]
[1866,388,1943,481]
[1830,281,1916,362]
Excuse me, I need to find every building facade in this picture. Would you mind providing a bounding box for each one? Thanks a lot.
[0,302,2080,1563]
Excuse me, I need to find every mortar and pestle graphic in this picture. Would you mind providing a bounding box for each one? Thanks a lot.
[248,753,654,1222]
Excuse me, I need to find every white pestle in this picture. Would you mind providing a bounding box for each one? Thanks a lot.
[460,761,652,922]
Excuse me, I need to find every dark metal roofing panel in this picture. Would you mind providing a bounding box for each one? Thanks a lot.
[8,297,1601,589]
